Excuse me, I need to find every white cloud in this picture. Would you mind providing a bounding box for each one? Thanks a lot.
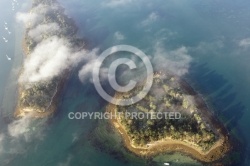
[58,155,73,166]
[141,12,159,26]
[239,38,250,48]
[154,28,178,41]
[17,2,92,84]
[19,36,86,83]
[0,113,47,158]
[16,4,56,28]
[78,60,96,83]
[7,113,46,143]
[190,40,224,57]
[0,134,4,154]
[114,31,125,41]
[0,0,92,160]
[16,12,42,28]
[152,42,192,76]
[28,23,60,42]
[78,49,105,83]
[8,114,33,139]
[103,0,133,7]
[78,43,192,88]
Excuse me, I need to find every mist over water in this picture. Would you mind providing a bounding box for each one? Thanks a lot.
[0,0,250,165]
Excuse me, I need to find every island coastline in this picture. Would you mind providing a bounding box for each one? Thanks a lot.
[14,0,85,118]
[106,72,232,163]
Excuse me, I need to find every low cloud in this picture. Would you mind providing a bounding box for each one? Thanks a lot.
[19,36,86,83]
[16,4,56,28]
[8,117,32,139]
[28,23,60,42]
[1,0,91,159]
[103,0,133,7]
[114,31,125,41]
[58,155,73,166]
[7,113,44,143]
[78,60,96,83]
[0,0,106,162]
[192,40,224,56]
[0,113,46,158]
[16,12,42,28]
[17,2,90,83]
[239,38,250,48]
[152,42,192,76]
[141,12,159,26]
[78,42,192,87]
[0,134,4,154]
[78,49,108,84]
[8,113,46,142]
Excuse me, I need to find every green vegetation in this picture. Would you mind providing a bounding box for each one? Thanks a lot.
[20,77,59,112]
[26,0,81,53]
[18,0,84,114]
[116,73,217,151]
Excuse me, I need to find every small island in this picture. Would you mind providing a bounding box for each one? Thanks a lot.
[15,0,85,118]
[107,72,232,163]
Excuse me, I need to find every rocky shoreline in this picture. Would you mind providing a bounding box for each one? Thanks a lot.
[106,72,233,164]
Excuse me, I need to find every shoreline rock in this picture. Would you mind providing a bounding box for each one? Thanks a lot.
[107,72,233,163]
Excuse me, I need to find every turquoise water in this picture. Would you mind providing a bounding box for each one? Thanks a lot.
[1,0,250,165]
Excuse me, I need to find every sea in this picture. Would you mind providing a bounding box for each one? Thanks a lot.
[0,0,250,165]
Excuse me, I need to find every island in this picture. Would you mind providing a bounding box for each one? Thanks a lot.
[14,0,240,164]
[107,71,232,163]
[15,0,85,118]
